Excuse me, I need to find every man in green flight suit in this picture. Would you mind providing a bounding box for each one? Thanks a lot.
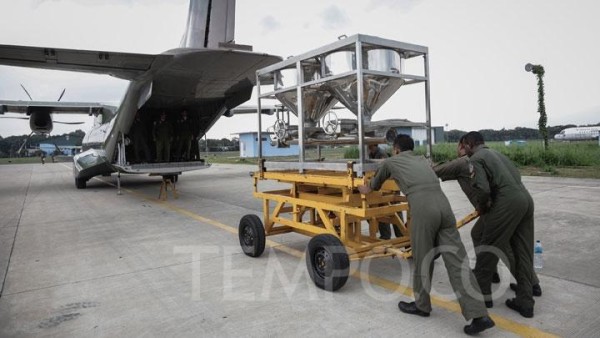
[433,138,541,306]
[460,131,537,318]
[153,111,173,162]
[358,134,494,335]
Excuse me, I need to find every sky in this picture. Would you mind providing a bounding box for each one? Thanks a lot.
[1,0,599,139]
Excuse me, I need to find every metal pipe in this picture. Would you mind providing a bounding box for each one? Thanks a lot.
[355,40,365,176]
[423,53,433,159]
[296,60,305,171]
[257,73,263,159]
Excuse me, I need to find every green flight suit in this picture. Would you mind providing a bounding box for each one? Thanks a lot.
[153,119,173,162]
[369,146,401,239]
[370,151,488,320]
[434,157,540,286]
[468,145,536,309]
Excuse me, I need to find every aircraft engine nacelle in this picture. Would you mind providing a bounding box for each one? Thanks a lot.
[29,110,53,135]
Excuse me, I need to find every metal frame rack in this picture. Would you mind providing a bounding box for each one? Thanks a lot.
[255,34,432,176]
[237,35,476,292]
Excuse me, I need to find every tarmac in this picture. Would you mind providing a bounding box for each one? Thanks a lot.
[1,162,599,337]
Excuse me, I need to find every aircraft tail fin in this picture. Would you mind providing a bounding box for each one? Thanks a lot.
[179,0,236,49]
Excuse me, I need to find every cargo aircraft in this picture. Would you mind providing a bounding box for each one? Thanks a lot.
[0,0,281,189]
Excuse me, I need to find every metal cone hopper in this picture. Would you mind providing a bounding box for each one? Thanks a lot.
[324,49,404,121]
[274,64,339,125]
[275,88,339,125]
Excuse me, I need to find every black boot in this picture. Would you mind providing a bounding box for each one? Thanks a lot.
[464,316,495,335]
[506,298,534,318]
[532,283,542,297]
[397,301,430,317]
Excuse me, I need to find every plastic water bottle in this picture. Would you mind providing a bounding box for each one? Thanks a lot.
[534,240,543,270]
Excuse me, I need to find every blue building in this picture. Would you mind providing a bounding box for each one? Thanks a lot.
[369,119,445,145]
[237,132,299,158]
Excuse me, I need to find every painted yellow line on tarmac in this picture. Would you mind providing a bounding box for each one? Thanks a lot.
[67,166,558,338]
[150,194,559,338]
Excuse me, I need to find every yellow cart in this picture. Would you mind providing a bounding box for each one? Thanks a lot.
[238,162,478,291]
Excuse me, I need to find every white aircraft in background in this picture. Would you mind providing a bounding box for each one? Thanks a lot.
[0,0,281,189]
[554,126,600,140]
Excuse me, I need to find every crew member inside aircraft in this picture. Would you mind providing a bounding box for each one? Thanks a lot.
[175,110,194,161]
[358,135,494,335]
[131,111,151,163]
[460,131,537,318]
[153,111,173,162]
[433,138,542,303]
[368,144,401,240]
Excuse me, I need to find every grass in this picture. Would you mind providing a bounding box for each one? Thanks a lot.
[0,157,43,165]
[3,141,599,179]
[201,141,600,179]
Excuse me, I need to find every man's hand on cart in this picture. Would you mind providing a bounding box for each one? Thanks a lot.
[358,184,372,194]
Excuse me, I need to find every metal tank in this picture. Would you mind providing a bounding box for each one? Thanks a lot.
[323,48,404,122]
[274,63,339,126]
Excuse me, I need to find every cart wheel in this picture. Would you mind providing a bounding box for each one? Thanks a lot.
[305,234,349,291]
[238,214,266,257]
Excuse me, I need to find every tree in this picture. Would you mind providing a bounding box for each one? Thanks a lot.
[526,63,548,150]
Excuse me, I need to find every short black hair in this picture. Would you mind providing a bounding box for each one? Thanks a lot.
[393,134,414,151]
[461,131,485,147]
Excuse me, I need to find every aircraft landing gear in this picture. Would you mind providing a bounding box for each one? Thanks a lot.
[117,172,122,195]
[75,177,87,189]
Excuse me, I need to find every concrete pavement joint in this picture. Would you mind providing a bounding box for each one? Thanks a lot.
[2,258,201,298]
[537,272,600,290]
[0,166,33,298]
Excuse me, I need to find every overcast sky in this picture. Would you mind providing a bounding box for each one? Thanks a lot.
[1,0,599,138]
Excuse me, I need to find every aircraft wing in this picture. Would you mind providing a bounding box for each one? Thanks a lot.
[0,44,158,80]
[0,100,117,116]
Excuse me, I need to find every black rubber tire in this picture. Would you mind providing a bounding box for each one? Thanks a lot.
[75,177,87,189]
[238,214,266,257]
[306,234,349,291]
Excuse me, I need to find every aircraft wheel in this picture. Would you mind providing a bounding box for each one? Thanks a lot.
[238,214,266,257]
[75,177,87,189]
[306,234,349,291]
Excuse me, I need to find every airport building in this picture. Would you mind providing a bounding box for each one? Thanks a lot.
[378,119,445,145]
[237,132,300,158]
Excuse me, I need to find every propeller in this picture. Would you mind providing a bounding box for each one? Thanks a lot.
[53,121,85,125]
[20,84,33,100]
[57,88,66,102]
[0,116,29,120]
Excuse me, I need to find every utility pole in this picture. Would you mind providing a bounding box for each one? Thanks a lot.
[525,63,548,150]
